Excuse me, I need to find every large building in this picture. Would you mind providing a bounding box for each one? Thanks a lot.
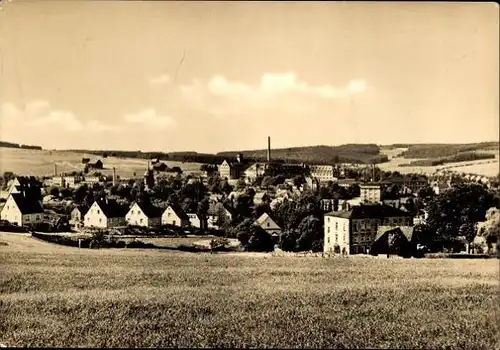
[219,154,249,180]
[323,203,413,255]
[309,165,336,184]
[360,183,382,203]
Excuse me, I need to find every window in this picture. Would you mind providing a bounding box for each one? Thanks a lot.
[26,216,30,222]
[36,215,40,220]
[335,234,338,242]
[99,218,102,223]
[140,218,143,224]
[131,210,134,215]
[327,227,330,233]
[267,222,270,227]
[97,210,100,214]
[335,222,338,230]
[327,217,330,222]
[327,237,330,244]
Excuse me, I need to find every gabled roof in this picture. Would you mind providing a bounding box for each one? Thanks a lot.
[375,226,414,242]
[207,202,235,217]
[254,212,281,230]
[94,199,127,218]
[73,205,90,216]
[166,203,189,220]
[10,193,44,214]
[133,201,163,218]
[325,203,412,219]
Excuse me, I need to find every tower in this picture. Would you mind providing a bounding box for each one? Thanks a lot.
[112,167,116,186]
[267,136,271,163]
[54,163,58,176]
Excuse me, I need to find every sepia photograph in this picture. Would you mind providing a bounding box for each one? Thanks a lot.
[0,1,499,348]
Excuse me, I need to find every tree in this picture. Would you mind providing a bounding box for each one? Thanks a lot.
[246,225,274,252]
[478,207,500,243]
[235,178,246,190]
[49,187,60,197]
[425,183,496,244]
[296,215,323,251]
[73,184,88,203]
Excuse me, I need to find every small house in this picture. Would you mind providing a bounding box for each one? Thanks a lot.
[70,205,90,229]
[126,201,163,227]
[161,204,190,227]
[83,199,127,228]
[187,213,202,228]
[254,212,282,236]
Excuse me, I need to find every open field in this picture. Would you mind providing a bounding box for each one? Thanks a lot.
[1,232,499,348]
[379,148,499,177]
[0,147,203,178]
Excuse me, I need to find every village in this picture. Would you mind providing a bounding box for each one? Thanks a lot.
[0,137,498,257]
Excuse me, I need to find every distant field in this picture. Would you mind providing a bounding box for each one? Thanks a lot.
[1,232,498,348]
[0,147,203,178]
[379,148,499,177]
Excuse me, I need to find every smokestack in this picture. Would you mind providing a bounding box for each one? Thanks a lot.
[267,136,271,162]
[54,163,57,176]
[113,167,116,186]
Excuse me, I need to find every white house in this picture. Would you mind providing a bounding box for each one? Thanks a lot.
[83,199,127,228]
[125,202,162,227]
[0,193,44,227]
[70,205,90,229]
[187,213,202,228]
[161,204,190,227]
[254,212,282,235]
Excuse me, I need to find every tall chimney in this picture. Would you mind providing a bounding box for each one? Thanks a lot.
[113,167,116,186]
[54,163,57,176]
[267,136,271,162]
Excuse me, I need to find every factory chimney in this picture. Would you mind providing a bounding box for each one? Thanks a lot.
[54,163,57,176]
[112,167,116,186]
[267,136,271,163]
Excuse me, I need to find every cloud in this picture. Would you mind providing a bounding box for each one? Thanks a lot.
[0,100,121,135]
[180,73,368,118]
[150,74,171,85]
[124,108,176,129]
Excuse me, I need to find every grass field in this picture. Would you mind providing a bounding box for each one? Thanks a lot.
[1,232,499,348]
[0,147,203,178]
[378,148,499,177]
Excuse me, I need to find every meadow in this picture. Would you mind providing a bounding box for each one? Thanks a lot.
[1,232,499,348]
[0,147,203,178]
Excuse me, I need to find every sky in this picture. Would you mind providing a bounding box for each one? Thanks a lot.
[0,1,498,153]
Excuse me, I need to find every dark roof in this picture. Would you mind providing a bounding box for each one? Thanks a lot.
[375,226,414,242]
[325,203,412,219]
[95,199,127,218]
[74,205,90,216]
[10,193,44,214]
[15,176,41,187]
[168,203,189,220]
[134,201,163,218]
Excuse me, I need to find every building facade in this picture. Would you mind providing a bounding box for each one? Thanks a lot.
[0,193,44,227]
[360,184,382,203]
[309,165,336,184]
[324,203,413,255]
[125,202,162,227]
[84,200,126,228]
[161,205,190,227]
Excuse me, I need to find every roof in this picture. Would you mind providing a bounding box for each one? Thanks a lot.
[375,226,414,242]
[207,202,235,216]
[74,205,90,216]
[167,203,189,220]
[325,203,412,219]
[10,193,44,214]
[254,212,281,229]
[94,199,128,218]
[133,201,163,218]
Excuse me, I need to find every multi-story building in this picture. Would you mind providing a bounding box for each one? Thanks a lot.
[309,165,336,184]
[360,183,382,203]
[323,203,413,255]
[219,154,248,180]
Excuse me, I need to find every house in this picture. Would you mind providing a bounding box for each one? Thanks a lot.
[360,183,382,203]
[126,201,163,227]
[0,193,44,227]
[321,198,339,213]
[371,226,414,256]
[218,154,249,180]
[70,205,89,229]
[253,191,271,205]
[7,176,42,200]
[254,212,282,236]
[187,213,202,228]
[83,199,127,228]
[52,174,84,189]
[244,163,265,184]
[161,204,190,227]
[153,162,168,172]
[323,203,413,255]
[84,175,102,186]
[207,202,234,229]
[309,165,336,184]
[336,178,358,188]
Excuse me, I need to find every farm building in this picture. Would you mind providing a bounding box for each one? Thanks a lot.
[0,193,44,227]
[187,213,203,228]
[86,160,103,170]
[126,201,162,227]
[371,226,414,256]
[254,212,282,236]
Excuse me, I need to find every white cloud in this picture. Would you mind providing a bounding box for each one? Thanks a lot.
[180,73,368,118]
[124,108,176,129]
[150,74,171,85]
[87,120,121,133]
